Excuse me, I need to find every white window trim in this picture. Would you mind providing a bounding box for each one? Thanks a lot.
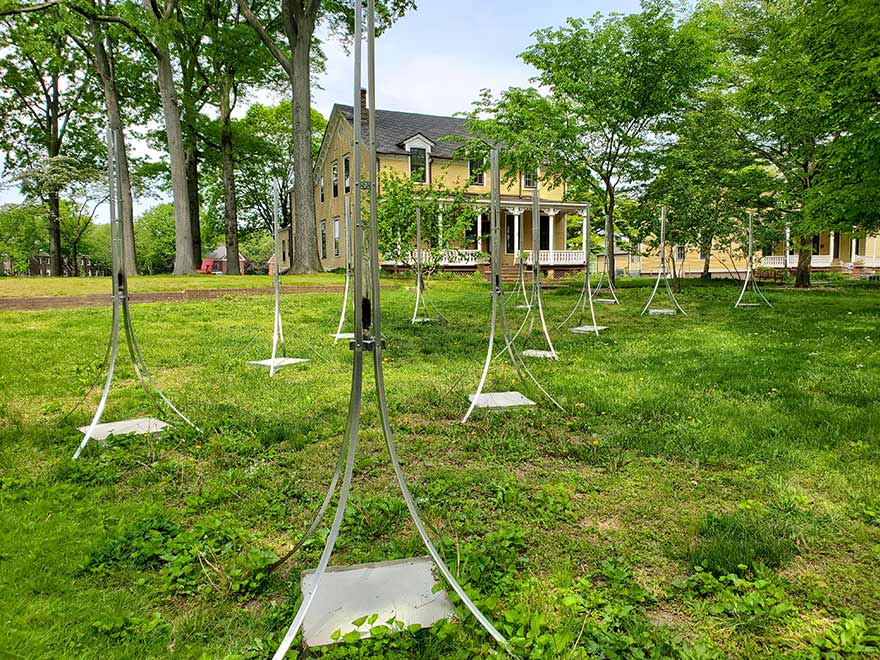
[403,134,433,185]
[469,159,485,186]
[522,171,537,189]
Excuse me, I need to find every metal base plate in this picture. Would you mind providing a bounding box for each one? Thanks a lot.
[247,357,309,368]
[411,317,432,323]
[468,391,536,408]
[570,325,607,334]
[301,557,455,648]
[78,417,168,441]
[522,349,558,359]
[331,332,355,340]
[594,298,617,304]
[648,309,676,315]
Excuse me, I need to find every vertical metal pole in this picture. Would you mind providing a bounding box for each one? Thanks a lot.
[74,127,123,460]
[269,179,283,376]
[412,206,423,323]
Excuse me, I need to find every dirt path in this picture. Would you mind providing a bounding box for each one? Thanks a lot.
[0,285,382,312]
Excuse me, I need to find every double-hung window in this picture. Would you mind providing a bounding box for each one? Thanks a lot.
[320,221,327,259]
[523,170,537,188]
[333,218,340,257]
[469,159,484,186]
[409,148,427,183]
[343,155,350,193]
[332,161,339,198]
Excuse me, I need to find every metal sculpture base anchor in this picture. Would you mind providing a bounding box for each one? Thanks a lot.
[74,127,198,460]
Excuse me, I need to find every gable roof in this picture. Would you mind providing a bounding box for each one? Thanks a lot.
[334,104,469,159]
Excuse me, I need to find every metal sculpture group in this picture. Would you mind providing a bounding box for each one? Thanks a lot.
[72,3,776,654]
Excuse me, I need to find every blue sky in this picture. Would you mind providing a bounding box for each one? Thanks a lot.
[1,0,643,211]
[311,0,643,119]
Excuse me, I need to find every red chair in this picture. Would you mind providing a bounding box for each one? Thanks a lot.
[199,258,214,274]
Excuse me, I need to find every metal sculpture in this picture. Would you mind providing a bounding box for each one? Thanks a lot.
[735,210,772,308]
[270,3,512,656]
[558,203,605,335]
[519,186,558,359]
[248,180,309,374]
[641,206,686,316]
[593,214,620,305]
[410,207,446,323]
[332,193,355,342]
[462,151,564,423]
[73,127,198,460]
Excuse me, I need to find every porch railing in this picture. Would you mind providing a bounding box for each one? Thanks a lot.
[759,254,834,268]
[521,250,587,266]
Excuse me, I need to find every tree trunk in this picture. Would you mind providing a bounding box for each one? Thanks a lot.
[184,142,202,266]
[155,43,195,274]
[91,25,138,275]
[219,80,240,275]
[48,70,63,276]
[702,251,711,279]
[603,180,615,286]
[795,237,811,287]
[288,18,321,274]
[47,192,63,276]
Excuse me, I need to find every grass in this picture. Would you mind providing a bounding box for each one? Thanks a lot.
[0,272,346,297]
[0,272,878,658]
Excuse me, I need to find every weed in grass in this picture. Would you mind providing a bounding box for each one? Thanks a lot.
[676,564,797,630]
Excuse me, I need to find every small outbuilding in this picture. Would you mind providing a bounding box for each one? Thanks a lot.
[203,246,247,274]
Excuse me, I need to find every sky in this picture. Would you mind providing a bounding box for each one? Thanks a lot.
[0,0,642,214]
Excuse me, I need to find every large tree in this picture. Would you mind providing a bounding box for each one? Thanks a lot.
[0,5,102,275]
[466,0,717,284]
[720,0,838,287]
[234,0,415,274]
[637,93,779,278]
[203,101,326,239]
[183,0,284,274]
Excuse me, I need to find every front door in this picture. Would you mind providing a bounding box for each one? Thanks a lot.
[539,215,550,251]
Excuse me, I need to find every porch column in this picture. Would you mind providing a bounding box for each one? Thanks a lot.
[438,205,443,245]
[476,214,482,251]
[784,223,791,268]
[851,235,857,261]
[829,230,835,262]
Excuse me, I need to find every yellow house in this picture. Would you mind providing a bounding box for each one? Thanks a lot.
[278,91,594,275]
[278,91,880,279]
[634,230,880,278]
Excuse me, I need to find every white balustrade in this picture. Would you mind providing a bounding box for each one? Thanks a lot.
[522,250,586,266]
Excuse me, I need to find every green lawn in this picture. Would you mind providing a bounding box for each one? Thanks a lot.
[1,274,878,658]
[0,273,346,298]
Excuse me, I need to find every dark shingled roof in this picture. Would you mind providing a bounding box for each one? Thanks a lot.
[335,104,470,159]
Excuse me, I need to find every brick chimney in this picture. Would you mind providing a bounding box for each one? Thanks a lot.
[360,88,368,119]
